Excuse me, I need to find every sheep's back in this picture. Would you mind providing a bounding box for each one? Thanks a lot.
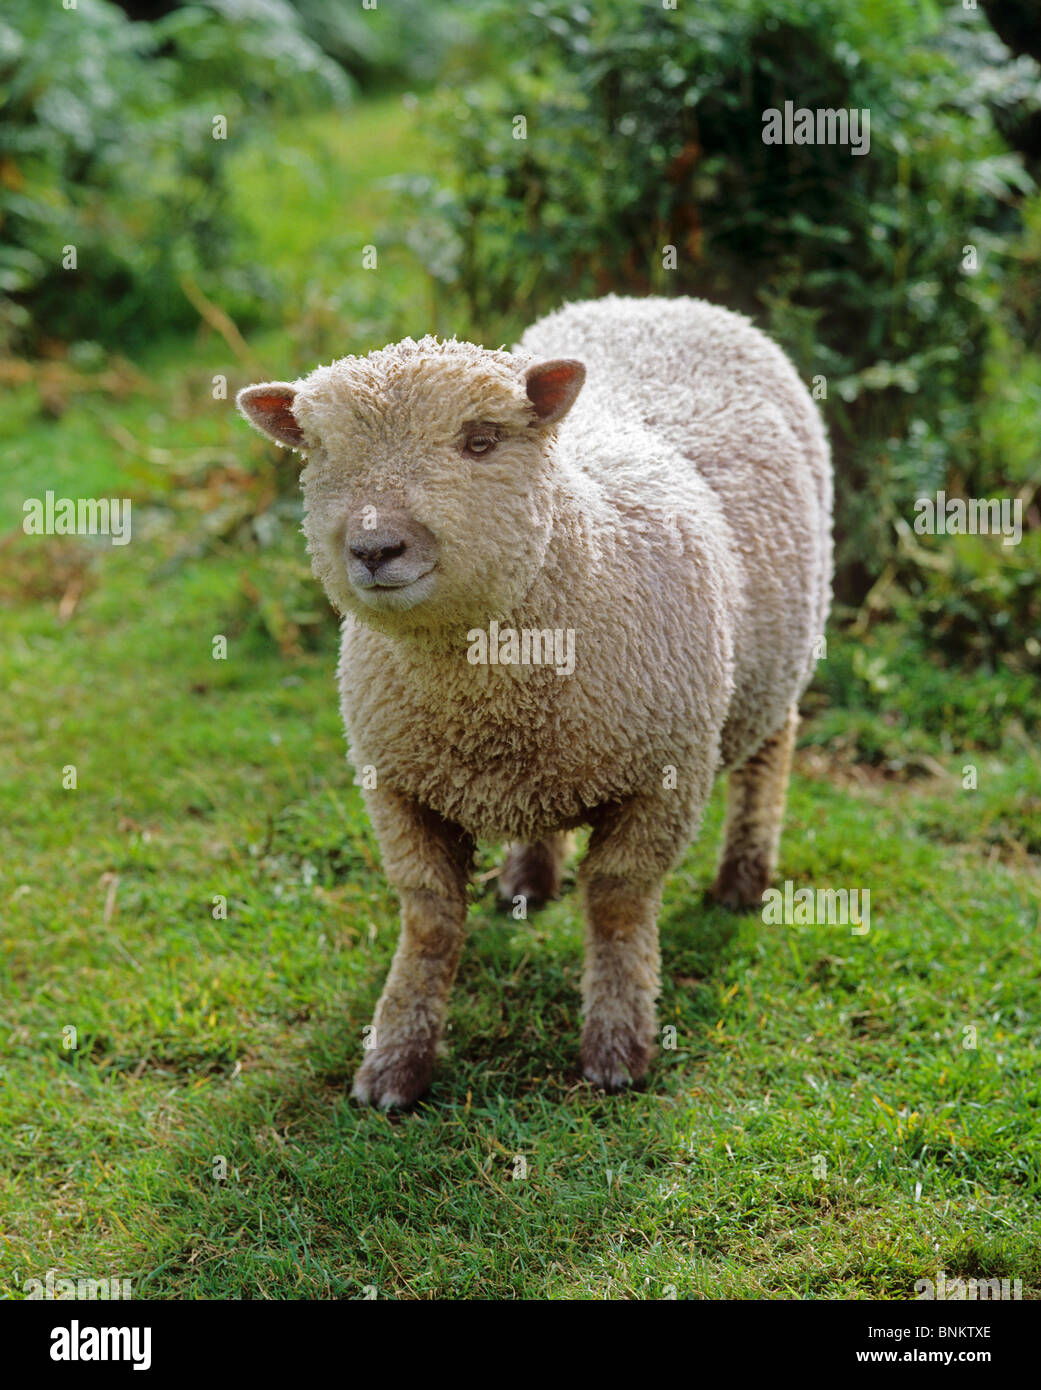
[520,295,833,767]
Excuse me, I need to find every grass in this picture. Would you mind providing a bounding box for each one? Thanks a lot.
[1,94,1039,1301]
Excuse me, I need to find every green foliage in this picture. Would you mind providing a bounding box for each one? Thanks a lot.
[899,530,1041,678]
[397,0,1039,641]
[287,0,474,87]
[0,0,348,351]
[811,619,1039,756]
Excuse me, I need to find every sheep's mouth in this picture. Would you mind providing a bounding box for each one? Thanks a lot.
[351,566,436,609]
[353,566,434,592]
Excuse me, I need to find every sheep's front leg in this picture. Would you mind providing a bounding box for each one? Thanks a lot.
[580,872,663,1090]
[352,792,473,1110]
[578,801,689,1092]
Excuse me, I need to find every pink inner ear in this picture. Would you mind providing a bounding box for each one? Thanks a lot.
[253,394,302,443]
[527,362,581,419]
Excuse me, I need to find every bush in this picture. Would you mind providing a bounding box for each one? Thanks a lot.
[0,0,349,352]
[811,619,1040,752]
[287,0,474,87]
[395,0,1039,631]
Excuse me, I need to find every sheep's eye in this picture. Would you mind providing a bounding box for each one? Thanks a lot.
[464,433,498,457]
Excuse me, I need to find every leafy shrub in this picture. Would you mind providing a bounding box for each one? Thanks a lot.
[395,0,1039,632]
[0,0,348,351]
[810,621,1039,756]
[287,0,474,87]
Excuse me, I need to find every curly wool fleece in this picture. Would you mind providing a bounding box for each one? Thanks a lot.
[237,294,833,1109]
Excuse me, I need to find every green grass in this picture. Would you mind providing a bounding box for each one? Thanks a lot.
[1,95,1039,1301]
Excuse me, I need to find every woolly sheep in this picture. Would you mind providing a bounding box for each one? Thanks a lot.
[237,294,833,1109]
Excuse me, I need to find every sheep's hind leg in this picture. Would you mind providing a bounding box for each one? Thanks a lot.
[497,832,570,911]
[712,704,798,910]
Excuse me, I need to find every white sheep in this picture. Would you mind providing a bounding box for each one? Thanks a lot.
[237,294,833,1108]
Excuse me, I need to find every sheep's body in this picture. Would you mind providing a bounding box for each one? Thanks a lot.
[339,431,735,851]
[344,297,829,838]
[238,294,833,1108]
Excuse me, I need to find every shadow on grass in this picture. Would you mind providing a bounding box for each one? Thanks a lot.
[125,876,758,1296]
[210,868,753,1124]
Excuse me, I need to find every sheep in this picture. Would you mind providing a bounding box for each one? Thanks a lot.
[237,293,833,1109]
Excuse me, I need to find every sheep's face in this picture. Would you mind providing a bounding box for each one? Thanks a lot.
[237,339,584,636]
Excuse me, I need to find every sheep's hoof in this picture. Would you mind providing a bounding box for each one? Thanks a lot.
[711,854,770,912]
[497,841,562,913]
[581,1021,653,1094]
[351,1047,434,1111]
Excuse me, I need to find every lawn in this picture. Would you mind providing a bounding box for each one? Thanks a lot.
[2,95,1038,1301]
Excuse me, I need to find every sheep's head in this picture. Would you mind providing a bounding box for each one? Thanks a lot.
[237,337,584,636]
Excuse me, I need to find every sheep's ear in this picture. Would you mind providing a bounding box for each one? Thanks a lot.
[524,359,585,425]
[236,382,307,450]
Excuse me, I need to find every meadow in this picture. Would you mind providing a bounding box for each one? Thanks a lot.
[2,87,1039,1301]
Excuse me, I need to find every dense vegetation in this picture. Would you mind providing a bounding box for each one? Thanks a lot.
[400,0,1041,655]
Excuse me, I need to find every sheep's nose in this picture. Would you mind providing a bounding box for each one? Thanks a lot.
[350,537,407,574]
